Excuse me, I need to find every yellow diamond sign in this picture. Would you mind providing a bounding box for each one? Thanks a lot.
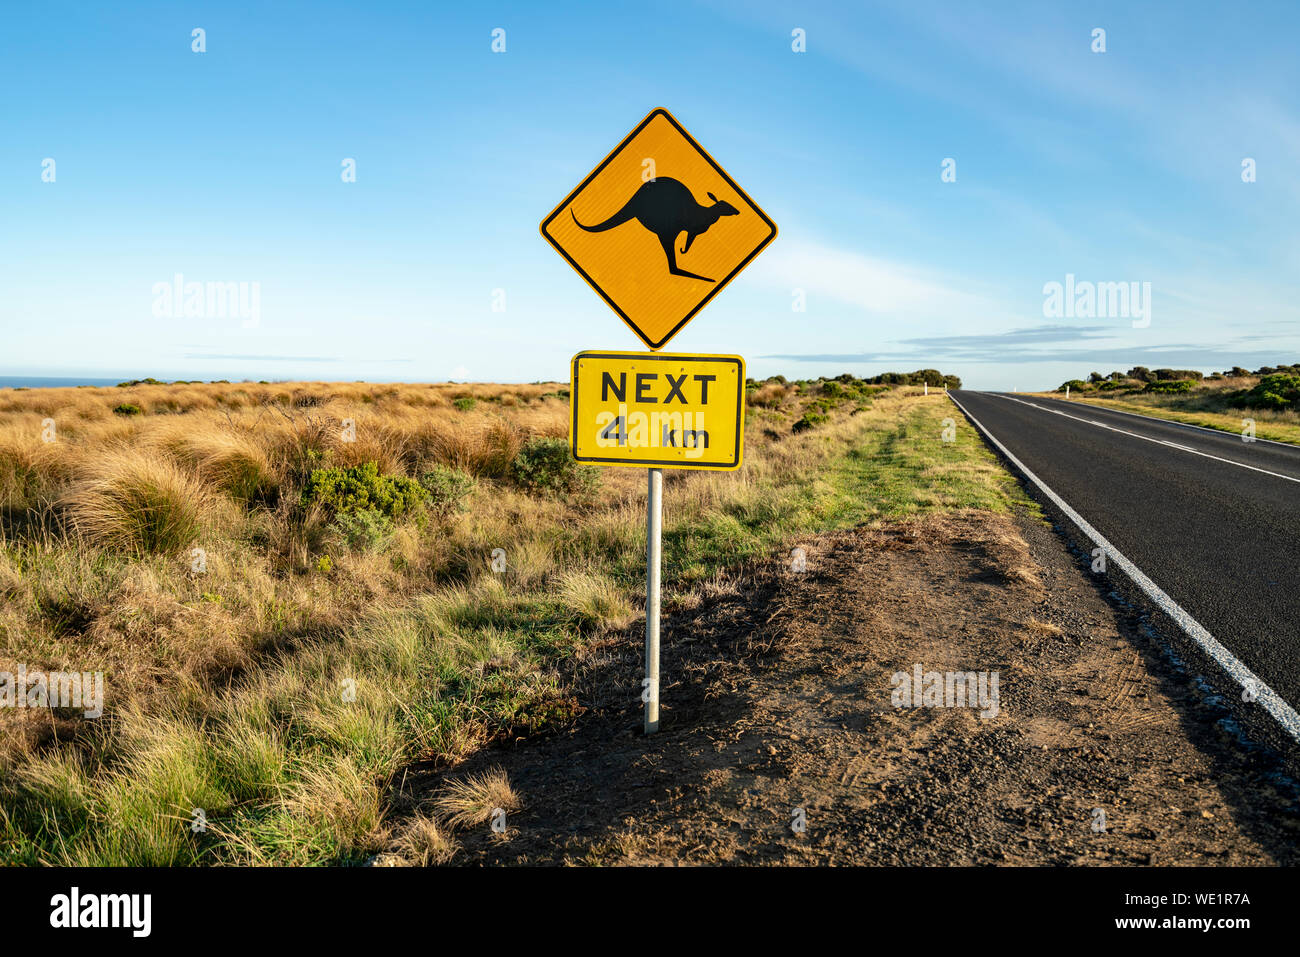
[541,108,777,350]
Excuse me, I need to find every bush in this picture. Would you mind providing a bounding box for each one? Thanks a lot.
[419,465,475,518]
[1058,380,1090,393]
[331,507,393,552]
[301,461,425,520]
[748,382,790,409]
[453,397,476,412]
[1144,379,1195,394]
[510,437,599,494]
[113,403,143,416]
[859,369,961,389]
[1243,373,1300,410]
[116,378,166,388]
[792,411,828,433]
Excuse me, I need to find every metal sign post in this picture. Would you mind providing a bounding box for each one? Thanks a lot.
[543,108,778,738]
[645,468,663,734]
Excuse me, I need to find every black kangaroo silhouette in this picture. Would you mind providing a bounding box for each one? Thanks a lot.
[570,177,739,282]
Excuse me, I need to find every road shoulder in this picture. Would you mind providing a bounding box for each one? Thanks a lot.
[387,509,1300,865]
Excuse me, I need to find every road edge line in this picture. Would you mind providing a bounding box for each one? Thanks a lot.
[948,391,1300,745]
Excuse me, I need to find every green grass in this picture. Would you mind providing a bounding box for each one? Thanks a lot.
[660,397,1031,586]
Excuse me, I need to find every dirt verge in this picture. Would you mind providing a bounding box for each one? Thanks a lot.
[391,509,1300,865]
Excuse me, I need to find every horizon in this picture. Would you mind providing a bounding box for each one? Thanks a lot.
[5,356,1293,394]
[4,0,1299,389]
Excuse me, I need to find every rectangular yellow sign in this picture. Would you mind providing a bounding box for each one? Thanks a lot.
[570,351,745,470]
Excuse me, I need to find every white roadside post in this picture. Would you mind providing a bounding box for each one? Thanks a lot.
[645,468,663,733]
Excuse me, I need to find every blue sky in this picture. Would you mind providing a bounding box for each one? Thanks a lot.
[2,0,1298,390]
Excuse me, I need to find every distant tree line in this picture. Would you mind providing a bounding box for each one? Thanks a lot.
[757,370,962,390]
[860,369,962,389]
[1057,362,1300,409]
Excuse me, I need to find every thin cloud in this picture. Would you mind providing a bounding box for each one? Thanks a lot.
[756,238,995,318]
[764,323,1297,369]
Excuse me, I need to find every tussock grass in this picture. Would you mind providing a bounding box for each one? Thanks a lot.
[557,570,635,631]
[63,450,214,555]
[430,768,520,829]
[390,811,460,865]
[157,426,279,503]
[0,378,1016,865]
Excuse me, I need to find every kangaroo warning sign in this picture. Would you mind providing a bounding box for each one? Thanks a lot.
[542,109,777,350]
[570,351,745,470]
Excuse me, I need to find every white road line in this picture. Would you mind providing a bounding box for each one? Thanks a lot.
[948,391,1300,744]
[989,392,1300,486]
[1022,393,1300,451]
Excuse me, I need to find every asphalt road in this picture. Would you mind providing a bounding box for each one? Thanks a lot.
[949,390,1300,724]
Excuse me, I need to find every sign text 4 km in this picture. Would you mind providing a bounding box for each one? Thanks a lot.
[570,351,744,470]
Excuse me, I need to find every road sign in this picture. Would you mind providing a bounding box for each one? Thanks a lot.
[570,351,745,470]
[541,108,777,350]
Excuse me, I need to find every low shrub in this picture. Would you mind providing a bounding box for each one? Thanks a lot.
[1143,379,1195,394]
[331,507,393,552]
[510,437,599,494]
[300,461,425,521]
[792,411,828,433]
[1242,373,1300,410]
[419,465,476,518]
[113,403,143,416]
[749,382,791,408]
[452,397,476,412]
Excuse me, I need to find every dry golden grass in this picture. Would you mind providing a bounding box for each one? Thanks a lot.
[557,570,635,631]
[430,767,521,829]
[0,376,1013,865]
[390,811,461,865]
[62,449,217,555]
